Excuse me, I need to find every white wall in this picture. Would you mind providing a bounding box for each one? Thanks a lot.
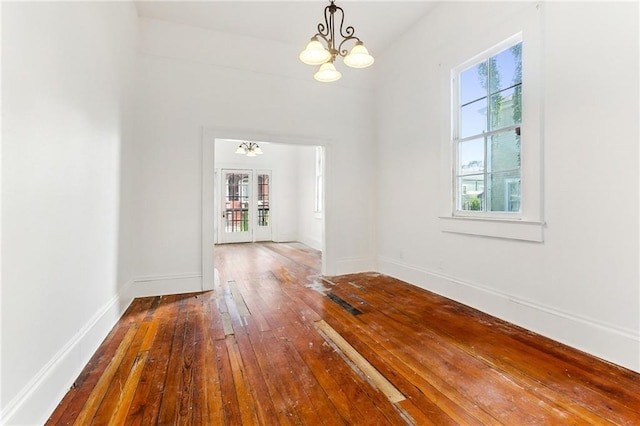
[1,2,138,424]
[132,17,376,295]
[297,147,323,250]
[375,1,639,372]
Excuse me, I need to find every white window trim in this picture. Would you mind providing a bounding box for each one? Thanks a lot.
[438,2,545,242]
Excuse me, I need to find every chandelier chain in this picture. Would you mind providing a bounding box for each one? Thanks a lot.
[315,1,360,61]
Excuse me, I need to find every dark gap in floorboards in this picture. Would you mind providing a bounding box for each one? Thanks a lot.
[327,293,362,316]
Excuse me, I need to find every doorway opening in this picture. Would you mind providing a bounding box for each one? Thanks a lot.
[204,137,326,287]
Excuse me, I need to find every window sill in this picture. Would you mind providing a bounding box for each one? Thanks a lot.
[439,216,545,242]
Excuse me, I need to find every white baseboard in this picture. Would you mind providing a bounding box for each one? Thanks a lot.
[335,256,374,275]
[298,235,322,251]
[274,233,297,243]
[1,280,134,426]
[377,256,640,373]
[128,273,204,298]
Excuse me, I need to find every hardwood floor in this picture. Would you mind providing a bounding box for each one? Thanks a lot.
[47,242,640,425]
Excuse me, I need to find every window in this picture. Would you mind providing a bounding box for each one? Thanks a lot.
[314,146,323,213]
[453,37,522,216]
[439,4,544,242]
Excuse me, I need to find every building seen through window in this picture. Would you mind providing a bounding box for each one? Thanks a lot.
[455,40,522,214]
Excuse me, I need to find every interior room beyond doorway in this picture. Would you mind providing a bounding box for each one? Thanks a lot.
[213,137,325,257]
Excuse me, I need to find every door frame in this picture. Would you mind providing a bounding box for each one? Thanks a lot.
[201,127,331,291]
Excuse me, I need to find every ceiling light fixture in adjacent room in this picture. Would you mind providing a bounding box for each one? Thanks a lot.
[299,0,374,83]
[235,142,263,157]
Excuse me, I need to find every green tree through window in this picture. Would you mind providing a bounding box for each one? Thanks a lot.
[455,39,522,213]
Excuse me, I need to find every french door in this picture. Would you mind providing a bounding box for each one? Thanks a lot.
[219,169,272,244]
[254,171,272,242]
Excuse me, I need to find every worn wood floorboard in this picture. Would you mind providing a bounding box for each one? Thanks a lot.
[47,242,640,425]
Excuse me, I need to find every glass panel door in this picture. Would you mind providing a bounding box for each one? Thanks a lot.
[255,171,272,242]
[221,169,252,243]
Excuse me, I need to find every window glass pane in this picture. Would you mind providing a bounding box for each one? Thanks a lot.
[489,43,522,93]
[458,175,485,211]
[488,131,520,172]
[460,63,487,105]
[453,39,523,216]
[489,87,521,130]
[460,98,487,138]
[458,138,484,175]
[487,170,520,212]
[225,173,250,232]
[258,174,269,226]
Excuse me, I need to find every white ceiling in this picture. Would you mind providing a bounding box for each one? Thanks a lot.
[134,1,437,54]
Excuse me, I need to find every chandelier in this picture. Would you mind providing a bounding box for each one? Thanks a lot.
[234,142,263,157]
[299,0,374,83]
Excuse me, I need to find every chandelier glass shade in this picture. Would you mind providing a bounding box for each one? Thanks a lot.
[314,62,342,83]
[343,41,374,68]
[235,142,263,157]
[299,37,332,65]
[299,0,374,82]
